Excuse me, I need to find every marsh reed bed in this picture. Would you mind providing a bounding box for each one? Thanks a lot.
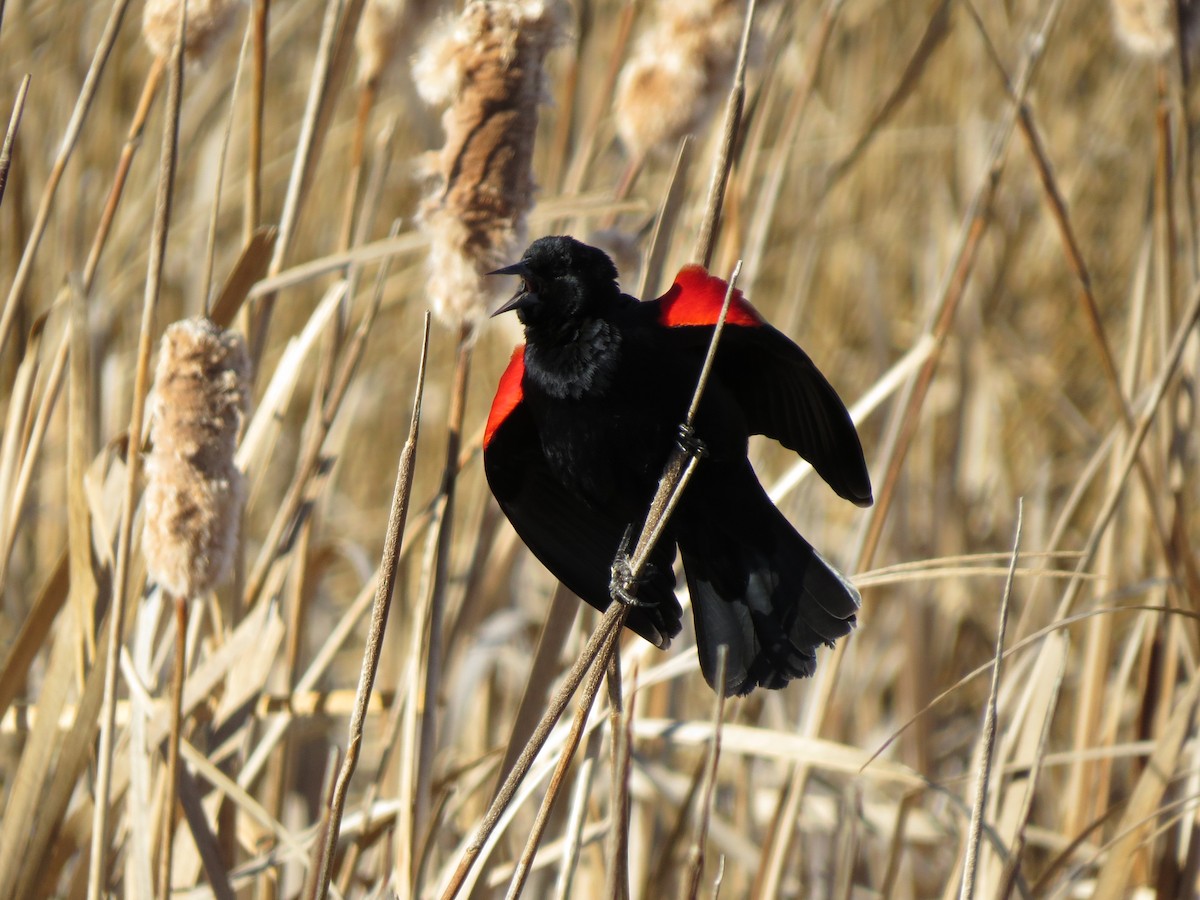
[1,0,1199,896]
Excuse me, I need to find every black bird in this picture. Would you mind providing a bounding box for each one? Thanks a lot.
[483,235,871,696]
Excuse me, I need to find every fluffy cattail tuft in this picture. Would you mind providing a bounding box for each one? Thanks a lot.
[613,0,746,160]
[143,318,250,598]
[143,0,243,63]
[413,0,565,329]
[357,0,407,88]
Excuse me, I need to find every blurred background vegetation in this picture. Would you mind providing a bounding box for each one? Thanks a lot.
[1,0,1199,896]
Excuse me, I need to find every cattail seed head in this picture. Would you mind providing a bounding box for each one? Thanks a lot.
[357,0,407,88]
[143,0,243,63]
[143,318,250,598]
[614,0,746,159]
[413,0,566,330]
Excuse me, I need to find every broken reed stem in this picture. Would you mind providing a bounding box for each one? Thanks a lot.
[959,501,1021,900]
[312,314,430,900]
[504,623,623,900]
[0,0,133,360]
[89,11,185,899]
[692,0,756,269]
[158,594,188,899]
[0,73,29,209]
[440,259,744,898]
[683,646,728,900]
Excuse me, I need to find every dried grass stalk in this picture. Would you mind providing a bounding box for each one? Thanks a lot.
[613,0,748,160]
[413,0,565,329]
[143,0,243,63]
[143,318,250,599]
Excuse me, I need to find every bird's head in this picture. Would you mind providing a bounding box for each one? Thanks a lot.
[489,236,620,330]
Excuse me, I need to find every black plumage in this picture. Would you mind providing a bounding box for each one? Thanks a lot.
[484,235,871,696]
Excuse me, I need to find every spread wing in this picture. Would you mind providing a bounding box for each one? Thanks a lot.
[654,266,873,507]
[484,349,682,647]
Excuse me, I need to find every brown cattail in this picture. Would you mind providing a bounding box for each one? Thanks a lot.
[1111,0,1175,56]
[143,318,250,598]
[1111,0,1200,57]
[143,0,243,63]
[413,0,566,329]
[613,0,746,160]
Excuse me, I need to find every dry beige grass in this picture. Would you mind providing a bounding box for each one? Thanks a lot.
[1,0,1200,897]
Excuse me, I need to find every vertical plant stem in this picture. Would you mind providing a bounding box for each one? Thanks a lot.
[88,11,185,897]
[245,0,269,241]
[959,502,1021,900]
[683,647,728,900]
[157,594,188,899]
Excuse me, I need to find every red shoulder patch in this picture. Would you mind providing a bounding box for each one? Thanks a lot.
[655,264,764,328]
[484,346,526,448]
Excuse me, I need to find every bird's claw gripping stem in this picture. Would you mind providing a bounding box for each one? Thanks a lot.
[610,525,656,607]
[676,423,708,459]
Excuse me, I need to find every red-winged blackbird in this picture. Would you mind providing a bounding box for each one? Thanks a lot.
[484,236,872,696]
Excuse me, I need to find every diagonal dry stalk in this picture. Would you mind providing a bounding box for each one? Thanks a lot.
[311,314,430,900]
[0,0,134,360]
[0,72,29,209]
[82,55,165,291]
[88,9,185,895]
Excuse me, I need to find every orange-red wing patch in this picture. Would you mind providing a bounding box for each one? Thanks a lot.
[484,346,526,448]
[655,264,764,328]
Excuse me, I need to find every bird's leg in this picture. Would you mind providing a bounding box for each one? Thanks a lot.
[610,524,656,607]
[676,423,708,459]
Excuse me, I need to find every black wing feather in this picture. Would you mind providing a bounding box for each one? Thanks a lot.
[669,323,872,507]
[484,402,682,647]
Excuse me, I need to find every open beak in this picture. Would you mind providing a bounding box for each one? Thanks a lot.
[487,261,535,317]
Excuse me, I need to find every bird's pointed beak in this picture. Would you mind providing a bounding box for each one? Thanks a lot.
[488,261,535,317]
